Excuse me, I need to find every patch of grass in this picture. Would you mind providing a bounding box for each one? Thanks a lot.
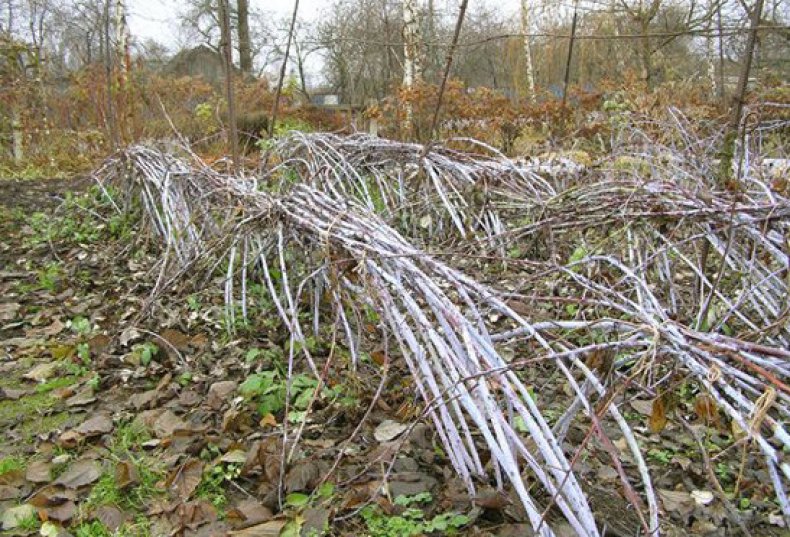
[86,459,163,512]
[20,410,71,443]
[34,375,81,394]
[73,521,113,537]
[83,423,163,512]
[17,513,41,532]
[647,448,674,465]
[87,472,124,506]
[0,391,59,425]
[37,261,63,292]
[73,517,152,537]
[0,455,26,475]
[111,421,152,453]
[22,188,133,249]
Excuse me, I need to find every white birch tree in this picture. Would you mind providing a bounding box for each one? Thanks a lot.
[520,0,537,102]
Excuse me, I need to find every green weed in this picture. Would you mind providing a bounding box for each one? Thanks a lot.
[37,261,63,291]
[0,455,26,475]
[17,514,41,532]
[360,493,469,536]
[195,460,241,513]
[239,369,325,421]
[34,375,80,394]
[74,521,113,537]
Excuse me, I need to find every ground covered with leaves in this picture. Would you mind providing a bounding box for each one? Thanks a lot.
[0,181,521,536]
[1,129,788,537]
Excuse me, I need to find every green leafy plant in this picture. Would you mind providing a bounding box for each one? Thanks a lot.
[239,370,286,416]
[69,316,92,336]
[360,493,469,537]
[130,342,159,367]
[715,462,734,484]
[77,342,91,364]
[187,295,202,311]
[86,460,163,512]
[647,448,674,465]
[239,370,323,419]
[195,460,241,511]
[255,118,313,150]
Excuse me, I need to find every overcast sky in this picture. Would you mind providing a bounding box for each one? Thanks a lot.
[127,0,327,45]
[127,0,520,48]
[126,0,521,85]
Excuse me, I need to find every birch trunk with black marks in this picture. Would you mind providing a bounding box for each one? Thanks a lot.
[520,0,536,103]
[402,0,422,136]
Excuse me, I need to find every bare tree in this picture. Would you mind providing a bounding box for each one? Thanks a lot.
[719,0,765,185]
[218,0,239,168]
[237,0,251,74]
[317,0,402,104]
[269,0,299,137]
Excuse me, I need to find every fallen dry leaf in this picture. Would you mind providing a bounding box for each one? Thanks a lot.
[57,430,82,449]
[229,519,287,536]
[691,489,714,506]
[66,387,96,407]
[0,469,24,487]
[167,459,203,500]
[207,380,237,410]
[23,362,58,382]
[649,395,668,433]
[115,460,140,489]
[88,333,112,354]
[44,500,76,522]
[128,389,159,410]
[0,485,21,500]
[0,387,27,400]
[658,489,694,516]
[220,449,247,465]
[259,413,277,428]
[0,302,20,321]
[694,394,720,425]
[119,327,140,346]
[153,410,189,438]
[285,460,321,493]
[49,345,75,360]
[28,486,77,509]
[226,500,273,528]
[302,507,329,536]
[374,420,409,443]
[75,413,113,437]
[26,319,65,337]
[175,499,217,530]
[161,328,191,350]
[473,487,510,509]
[95,505,126,531]
[178,390,201,407]
[0,504,37,530]
[54,459,101,489]
[630,398,653,416]
[25,461,52,483]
